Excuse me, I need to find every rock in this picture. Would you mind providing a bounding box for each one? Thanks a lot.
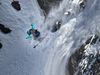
[85,35,99,45]
[67,44,85,75]
[1,27,12,34]
[37,0,62,14]
[0,24,5,29]
[0,24,12,34]
[79,0,87,9]
[67,35,100,75]
[0,42,3,49]
[11,1,21,11]
[51,21,62,32]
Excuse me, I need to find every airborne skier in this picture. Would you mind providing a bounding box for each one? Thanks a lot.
[26,23,40,39]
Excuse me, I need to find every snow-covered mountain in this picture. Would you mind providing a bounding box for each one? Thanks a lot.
[0,0,100,75]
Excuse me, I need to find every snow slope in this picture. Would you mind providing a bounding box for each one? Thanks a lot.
[0,0,45,75]
[0,0,100,75]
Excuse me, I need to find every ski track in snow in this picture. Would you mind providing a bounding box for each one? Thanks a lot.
[0,0,100,75]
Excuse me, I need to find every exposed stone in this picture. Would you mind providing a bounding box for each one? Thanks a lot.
[85,35,100,45]
[1,27,12,34]
[67,35,100,75]
[51,21,62,32]
[0,42,3,49]
[37,0,62,14]
[0,24,12,34]
[68,44,85,75]
[11,1,21,11]
[79,0,87,9]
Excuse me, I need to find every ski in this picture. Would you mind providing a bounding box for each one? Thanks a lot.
[33,33,48,48]
[33,43,39,48]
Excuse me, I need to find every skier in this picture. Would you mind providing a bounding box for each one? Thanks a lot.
[26,23,40,39]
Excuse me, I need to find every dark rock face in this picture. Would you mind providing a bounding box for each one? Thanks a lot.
[0,24,12,34]
[11,1,21,11]
[79,0,87,10]
[0,42,3,49]
[68,44,85,75]
[51,21,62,32]
[37,0,62,14]
[67,35,100,75]
[87,53,100,75]
[85,35,99,45]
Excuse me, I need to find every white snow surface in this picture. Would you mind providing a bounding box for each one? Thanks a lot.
[0,0,100,75]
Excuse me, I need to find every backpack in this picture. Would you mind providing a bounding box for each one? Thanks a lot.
[33,30,40,38]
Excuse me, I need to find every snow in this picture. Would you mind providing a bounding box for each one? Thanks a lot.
[0,0,100,75]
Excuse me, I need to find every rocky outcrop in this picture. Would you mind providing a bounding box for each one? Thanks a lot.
[51,21,62,32]
[37,0,62,14]
[0,24,12,34]
[68,35,100,75]
[11,0,21,11]
[0,42,3,49]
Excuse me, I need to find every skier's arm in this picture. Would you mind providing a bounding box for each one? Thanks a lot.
[26,34,32,39]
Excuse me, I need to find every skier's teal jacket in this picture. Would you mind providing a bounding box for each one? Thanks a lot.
[26,23,36,39]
